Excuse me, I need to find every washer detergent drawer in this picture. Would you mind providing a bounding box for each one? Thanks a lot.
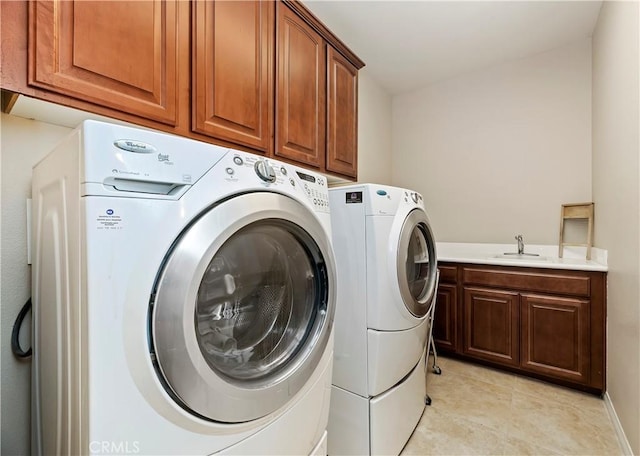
[367,317,429,396]
[370,352,426,456]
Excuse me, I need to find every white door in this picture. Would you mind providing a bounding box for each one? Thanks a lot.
[150,192,335,423]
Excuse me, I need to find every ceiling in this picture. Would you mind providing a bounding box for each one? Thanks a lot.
[305,1,603,95]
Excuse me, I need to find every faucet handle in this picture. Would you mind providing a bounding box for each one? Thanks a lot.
[515,234,524,254]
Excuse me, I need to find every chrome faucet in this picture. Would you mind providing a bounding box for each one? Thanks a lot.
[515,234,524,255]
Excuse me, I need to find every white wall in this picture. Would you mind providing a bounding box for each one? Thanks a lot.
[392,40,593,244]
[355,70,393,185]
[0,114,72,454]
[592,2,640,454]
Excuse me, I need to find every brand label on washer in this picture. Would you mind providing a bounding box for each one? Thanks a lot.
[113,139,157,154]
[346,191,363,204]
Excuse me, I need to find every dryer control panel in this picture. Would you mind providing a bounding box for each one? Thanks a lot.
[402,189,424,206]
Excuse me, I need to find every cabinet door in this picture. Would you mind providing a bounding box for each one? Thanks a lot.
[326,47,358,178]
[520,293,590,384]
[276,2,326,168]
[463,287,519,367]
[193,0,274,153]
[433,283,458,353]
[29,0,182,125]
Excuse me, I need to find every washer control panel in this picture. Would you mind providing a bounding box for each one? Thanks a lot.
[296,169,329,213]
[223,152,329,213]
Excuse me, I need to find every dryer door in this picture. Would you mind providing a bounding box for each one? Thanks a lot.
[150,192,335,423]
[396,208,437,318]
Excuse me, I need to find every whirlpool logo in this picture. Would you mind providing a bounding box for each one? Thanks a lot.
[90,441,140,454]
[113,139,156,154]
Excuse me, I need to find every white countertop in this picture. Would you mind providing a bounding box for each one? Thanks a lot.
[436,242,608,272]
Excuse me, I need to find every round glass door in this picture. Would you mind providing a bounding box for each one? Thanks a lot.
[196,220,321,383]
[406,223,432,302]
[397,209,437,318]
[150,192,335,423]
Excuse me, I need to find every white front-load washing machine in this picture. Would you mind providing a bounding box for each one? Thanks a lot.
[31,120,336,455]
[327,183,438,455]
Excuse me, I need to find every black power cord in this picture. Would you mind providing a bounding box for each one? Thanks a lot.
[11,298,32,359]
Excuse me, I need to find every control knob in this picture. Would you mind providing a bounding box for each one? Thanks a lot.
[411,192,419,203]
[255,160,276,183]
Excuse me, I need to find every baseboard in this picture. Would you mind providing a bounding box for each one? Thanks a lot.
[603,392,634,456]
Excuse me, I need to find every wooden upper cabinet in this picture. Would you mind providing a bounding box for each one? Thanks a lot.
[18,0,364,177]
[28,0,183,125]
[326,47,358,178]
[276,2,326,169]
[193,0,274,154]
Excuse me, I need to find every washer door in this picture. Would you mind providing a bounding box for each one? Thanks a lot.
[396,209,437,318]
[151,192,335,423]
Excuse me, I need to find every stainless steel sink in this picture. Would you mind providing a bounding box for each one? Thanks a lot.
[491,253,550,261]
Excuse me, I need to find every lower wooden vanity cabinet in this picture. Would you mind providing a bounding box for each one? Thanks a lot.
[463,287,520,368]
[434,262,606,394]
[433,265,458,353]
[520,293,592,384]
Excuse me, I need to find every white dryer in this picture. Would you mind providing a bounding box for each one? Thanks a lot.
[31,120,336,455]
[327,183,437,455]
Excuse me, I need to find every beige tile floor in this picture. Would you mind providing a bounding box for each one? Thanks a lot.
[401,356,622,456]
